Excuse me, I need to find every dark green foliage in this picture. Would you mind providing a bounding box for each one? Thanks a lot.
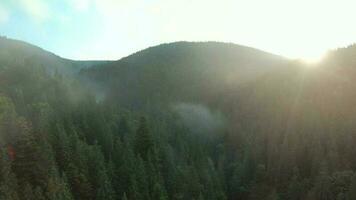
[45,167,74,200]
[12,119,48,188]
[0,149,19,200]
[134,117,154,160]
[152,182,168,200]
[2,38,356,200]
[121,192,128,200]
[348,175,356,199]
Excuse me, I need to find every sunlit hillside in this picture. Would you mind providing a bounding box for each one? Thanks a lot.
[1,36,356,199]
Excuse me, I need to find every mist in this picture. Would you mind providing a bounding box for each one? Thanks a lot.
[173,102,226,135]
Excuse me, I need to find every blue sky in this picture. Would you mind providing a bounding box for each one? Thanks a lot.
[1,0,356,61]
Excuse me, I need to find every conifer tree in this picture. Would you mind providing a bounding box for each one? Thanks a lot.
[45,167,74,200]
[152,182,168,200]
[12,119,47,187]
[96,168,116,200]
[0,149,19,200]
[134,117,153,160]
[122,192,128,200]
[33,186,46,200]
[348,175,356,200]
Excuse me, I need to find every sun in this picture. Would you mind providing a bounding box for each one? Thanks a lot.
[301,56,323,65]
[304,55,325,65]
[298,51,326,66]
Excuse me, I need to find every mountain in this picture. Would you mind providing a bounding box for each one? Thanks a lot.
[82,41,288,109]
[81,41,356,199]
[81,41,356,128]
[2,37,356,199]
[0,36,109,75]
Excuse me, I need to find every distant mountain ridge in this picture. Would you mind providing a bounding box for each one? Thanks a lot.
[78,40,356,137]
[2,36,356,115]
[82,41,289,109]
[0,36,110,75]
[3,36,356,199]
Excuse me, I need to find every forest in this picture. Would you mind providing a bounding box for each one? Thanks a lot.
[1,37,356,200]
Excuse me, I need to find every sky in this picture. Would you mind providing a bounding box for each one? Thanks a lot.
[0,0,356,61]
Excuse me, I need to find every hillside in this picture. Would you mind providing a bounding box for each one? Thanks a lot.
[82,41,288,109]
[81,41,356,126]
[0,36,108,75]
[81,41,356,199]
[2,38,356,199]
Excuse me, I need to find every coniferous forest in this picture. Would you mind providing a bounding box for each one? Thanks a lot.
[2,37,356,200]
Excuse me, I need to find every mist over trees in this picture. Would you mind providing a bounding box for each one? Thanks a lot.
[1,37,356,199]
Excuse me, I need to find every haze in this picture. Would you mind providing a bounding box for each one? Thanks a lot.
[3,1,356,198]
[0,0,355,60]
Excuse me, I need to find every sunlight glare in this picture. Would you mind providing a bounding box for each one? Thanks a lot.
[296,50,326,66]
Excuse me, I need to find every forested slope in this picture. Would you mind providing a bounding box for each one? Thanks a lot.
[82,42,287,109]
[0,36,108,75]
[1,38,356,200]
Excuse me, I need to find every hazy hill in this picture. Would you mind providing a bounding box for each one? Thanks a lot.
[3,37,356,199]
[81,41,356,168]
[81,41,356,120]
[82,41,288,109]
[0,36,108,75]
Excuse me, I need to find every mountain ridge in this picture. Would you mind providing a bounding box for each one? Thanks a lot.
[2,36,356,199]
[0,36,110,75]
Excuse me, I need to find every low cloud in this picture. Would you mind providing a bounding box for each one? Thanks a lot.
[70,0,91,12]
[20,0,51,22]
[0,5,9,24]
[173,103,226,135]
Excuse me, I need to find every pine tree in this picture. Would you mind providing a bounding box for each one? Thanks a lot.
[59,174,75,200]
[134,117,153,160]
[118,117,130,137]
[348,175,356,199]
[0,96,16,144]
[314,163,332,200]
[0,149,19,200]
[122,192,128,200]
[96,168,116,200]
[22,183,35,200]
[135,156,150,199]
[198,193,204,200]
[65,134,94,200]
[116,141,136,196]
[285,167,303,200]
[152,182,168,200]
[51,123,71,172]
[12,118,47,187]
[129,176,141,200]
[45,167,74,200]
[33,186,46,200]
[66,163,93,200]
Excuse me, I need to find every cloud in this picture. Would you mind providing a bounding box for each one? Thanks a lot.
[0,5,9,24]
[20,0,50,22]
[173,103,226,135]
[5,0,356,60]
[69,0,91,12]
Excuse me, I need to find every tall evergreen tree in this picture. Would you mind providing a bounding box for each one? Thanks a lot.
[12,119,47,188]
[0,149,19,200]
[122,192,128,200]
[134,117,153,160]
[45,167,74,200]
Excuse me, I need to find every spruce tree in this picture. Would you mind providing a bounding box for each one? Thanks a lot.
[12,119,47,187]
[45,167,74,200]
[152,182,168,200]
[122,192,128,200]
[96,168,116,200]
[348,175,356,199]
[0,149,19,200]
[134,117,153,160]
